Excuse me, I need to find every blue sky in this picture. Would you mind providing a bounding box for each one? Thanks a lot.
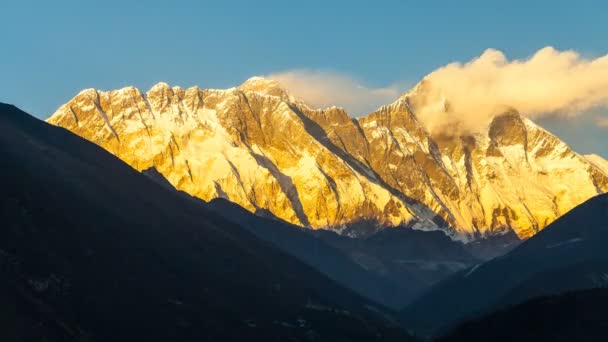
[1,0,606,156]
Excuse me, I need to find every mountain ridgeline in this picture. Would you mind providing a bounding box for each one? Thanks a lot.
[3,73,608,341]
[141,166,481,309]
[402,193,608,336]
[48,77,608,240]
[0,103,414,341]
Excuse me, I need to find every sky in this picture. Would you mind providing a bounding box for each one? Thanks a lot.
[1,0,606,157]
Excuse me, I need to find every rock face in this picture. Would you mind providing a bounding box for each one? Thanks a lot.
[48,77,608,240]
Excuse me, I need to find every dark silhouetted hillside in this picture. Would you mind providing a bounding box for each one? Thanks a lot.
[402,193,608,336]
[0,103,414,341]
[440,288,608,342]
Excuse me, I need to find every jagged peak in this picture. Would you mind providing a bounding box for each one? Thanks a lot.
[396,79,430,102]
[237,76,328,112]
[72,85,144,99]
[243,76,271,83]
[76,88,98,97]
[149,82,172,92]
[114,85,139,93]
[357,80,435,124]
[238,76,288,97]
[488,109,527,147]
[48,74,608,242]
[489,108,523,124]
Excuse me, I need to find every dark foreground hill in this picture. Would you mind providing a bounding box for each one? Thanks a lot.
[440,288,608,342]
[204,197,412,308]
[0,103,413,341]
[402,193,608,336]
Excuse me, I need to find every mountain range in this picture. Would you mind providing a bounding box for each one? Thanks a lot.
[145,164,495,309]
[0,103,414,341]
[4,74,608,340]
[47,77,608,240]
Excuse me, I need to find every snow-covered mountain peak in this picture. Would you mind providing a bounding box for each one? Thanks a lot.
[488,110,527,147]
[149,81,172,92]
[397,79,431,101]
[47,79,608,240]
[75,88,99,98]
[238,76,288,97]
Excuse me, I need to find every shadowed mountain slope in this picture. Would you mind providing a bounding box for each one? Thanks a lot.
[440,288,608,342]
[0,103,414,341]
[402,193,608,336]
[142,165,486,308]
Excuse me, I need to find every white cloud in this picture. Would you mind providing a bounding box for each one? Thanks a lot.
[410,47,608,135]
[265,48,608,135]
[266,70,406,116]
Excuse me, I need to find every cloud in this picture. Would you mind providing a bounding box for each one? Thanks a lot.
[266,70,406,116]
[409,47,608,135]
[595,116,608,129]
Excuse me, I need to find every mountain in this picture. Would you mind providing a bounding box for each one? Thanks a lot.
[586,154,608,175]
[142,165,479,308]
[47,77,608,240]
[0,103,414,341]
[401,193,608,336]
[440,288,608,342]
[141,167,412,308]
[205,198,412,308]
[313,228,478,299]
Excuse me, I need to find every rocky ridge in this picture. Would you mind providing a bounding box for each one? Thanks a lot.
[48,77,608,239]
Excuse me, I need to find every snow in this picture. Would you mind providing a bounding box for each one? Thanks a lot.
[585,154,608,176]
[245,76,266,82]
[208,87,237,92]
[369,126,389,139]
[84,94,119,141]
[149,82,171,91]
[363,120,378,128]
[47,80,607,240]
